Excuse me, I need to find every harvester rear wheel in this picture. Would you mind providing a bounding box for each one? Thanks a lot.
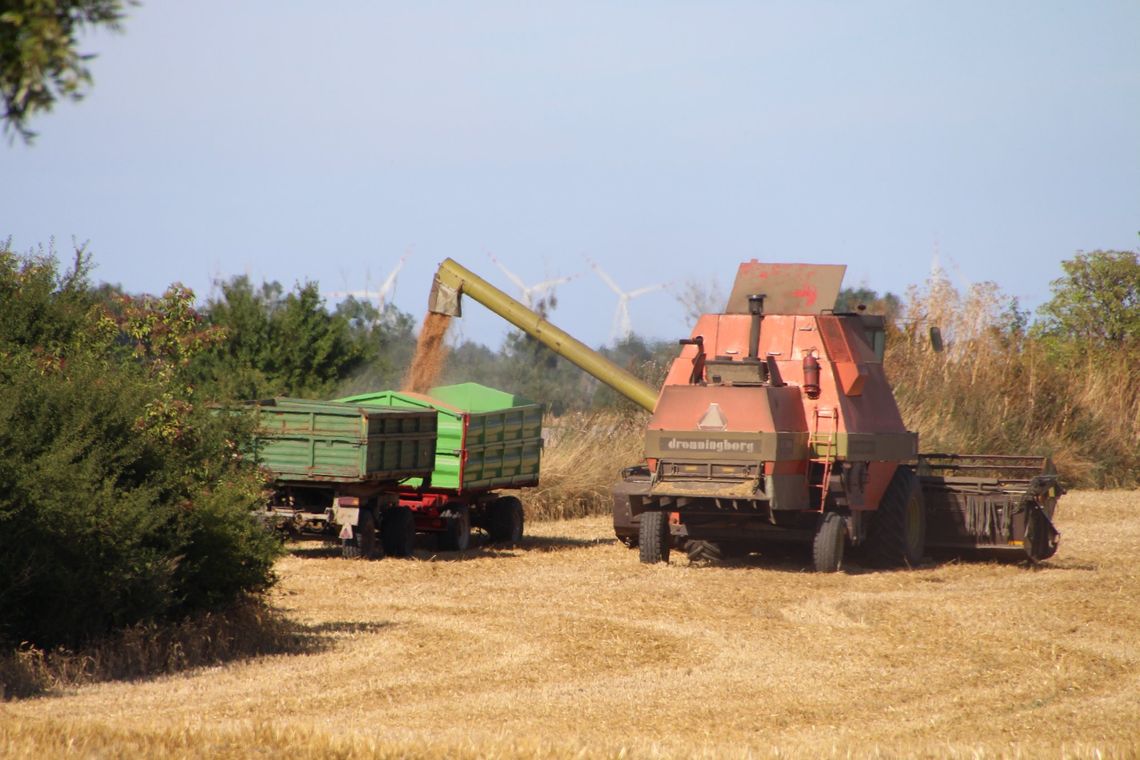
[865,466,925,568]
[487,496,524,544]
[439,504,471,551]
[638,511,670,564]
[812,512,845,573]
[685,540,723,564]
[381,507,416,558]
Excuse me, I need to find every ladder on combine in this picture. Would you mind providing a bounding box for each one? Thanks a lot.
[808,407,838,509]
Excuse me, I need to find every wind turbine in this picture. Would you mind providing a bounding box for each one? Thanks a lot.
[487,253,577,310]
[327,253,408,309]
[588,258,670,343]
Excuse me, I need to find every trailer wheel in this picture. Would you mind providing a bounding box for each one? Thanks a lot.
[865,466,925,568]
[812,512,845,573]
[381,507,416,558]
[487,496,524,544]
[638,511,670,564]
[341,509,378,560]
[439,504,471,551]
[685,540,723,564]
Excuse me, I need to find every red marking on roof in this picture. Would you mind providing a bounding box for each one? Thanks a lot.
[791,286,818,306]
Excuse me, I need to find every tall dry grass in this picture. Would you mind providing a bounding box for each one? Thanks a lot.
[888,272,1140,487]
[522,411,648,521]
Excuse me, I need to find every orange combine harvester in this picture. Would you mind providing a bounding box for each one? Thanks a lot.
[428,258,1062,571]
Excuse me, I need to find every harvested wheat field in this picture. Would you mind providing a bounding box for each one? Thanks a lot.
[3,489,1139,759]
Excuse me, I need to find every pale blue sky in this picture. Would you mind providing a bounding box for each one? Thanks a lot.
[3,1,1137,347]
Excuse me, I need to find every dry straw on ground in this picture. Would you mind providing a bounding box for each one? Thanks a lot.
[3,489,1138,758]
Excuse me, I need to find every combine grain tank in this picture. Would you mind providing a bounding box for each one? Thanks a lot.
[425,257,1063,570]
[339,383,542,551]
[250,397,437,558]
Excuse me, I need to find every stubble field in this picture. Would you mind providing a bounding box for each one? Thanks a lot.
[2,489,1139,758]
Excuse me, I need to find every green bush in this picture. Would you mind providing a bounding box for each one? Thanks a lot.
[0,247,281,649]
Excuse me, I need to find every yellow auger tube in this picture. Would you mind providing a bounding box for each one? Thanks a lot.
[428,258,659,412]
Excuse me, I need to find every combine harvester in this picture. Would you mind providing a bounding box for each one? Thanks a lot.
[426,257,1062,571]
[251,384,541,558]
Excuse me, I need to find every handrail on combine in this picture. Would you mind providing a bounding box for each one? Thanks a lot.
[917,454,1056,479]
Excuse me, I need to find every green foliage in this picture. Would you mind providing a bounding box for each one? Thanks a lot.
[0,246,281,649]
[192,276,374,401]
[1036,250,1140,348]
[835,286,901,319]
[334,299,417,394]
[490,329,586,415]
[0,0,129,142]
[591,336,675,412]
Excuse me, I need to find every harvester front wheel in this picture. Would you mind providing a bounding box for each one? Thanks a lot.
[865,467,925,568]
[381,507,416,558]
[487,496,524,544]
[439,504,471,551]
[638,511,670,564]
[812,512,845,573]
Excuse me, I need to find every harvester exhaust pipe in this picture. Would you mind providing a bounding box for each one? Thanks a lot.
[747,294,766,360]
[428,258,660,412]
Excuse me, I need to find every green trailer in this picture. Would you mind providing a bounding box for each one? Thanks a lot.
[249,397,438,558]
[338,382,543,551]
[251,397,437,483]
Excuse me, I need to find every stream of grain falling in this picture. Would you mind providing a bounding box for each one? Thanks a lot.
[402,312,453,392]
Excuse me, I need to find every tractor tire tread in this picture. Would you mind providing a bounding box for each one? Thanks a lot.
[381,507,416,558]
[685,539,723,564]
[638,511,670,564]
[864,467,925,568]
[812,511,845,573]
[487,496,524,544]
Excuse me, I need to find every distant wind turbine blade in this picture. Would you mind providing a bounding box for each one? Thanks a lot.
[377,255,407,300]
[532,274,575,291]
[327,289,380,300]
[488,253,529,293]
[627,282,670,300]
[588,259,624,296]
